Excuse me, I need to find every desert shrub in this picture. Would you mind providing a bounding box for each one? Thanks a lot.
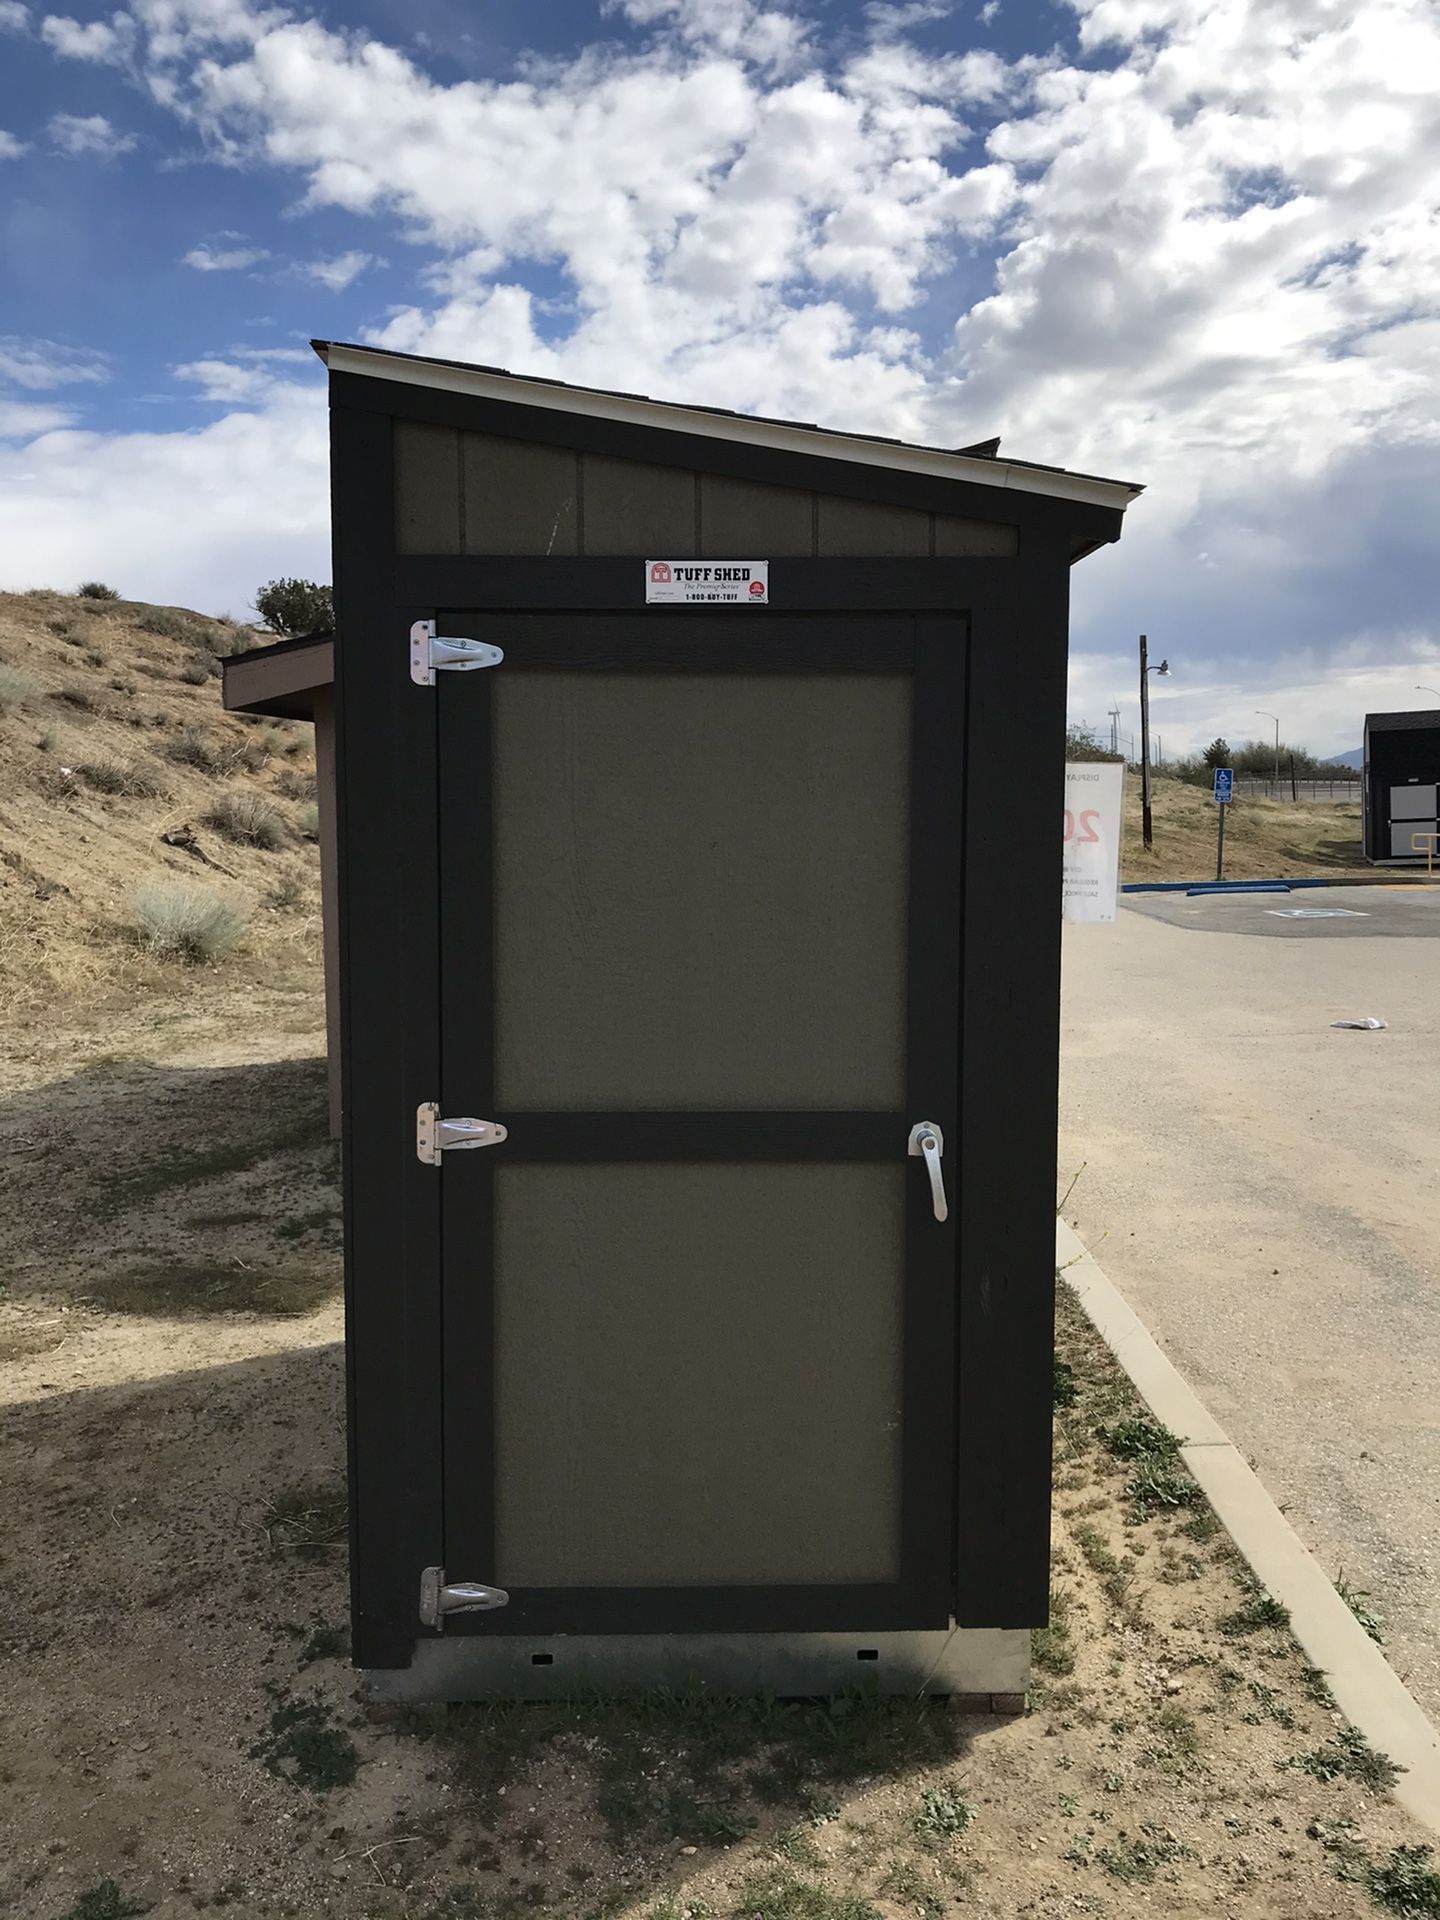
[267,870,307,911]
[36,727,57,752]
[132,879,248,962]
[297,803,320,839]
[78,581,119,601]
[205,791,288,850]
[165,725,223,772]
[84,648,107,668]
[52,685,102,713]
[180,656,213,685]
[255,577,333,637]
[136,605,212,647]
[275,767,317,801]
[109,675,136,695]
[75,758,165,798]
[0,666,39,713]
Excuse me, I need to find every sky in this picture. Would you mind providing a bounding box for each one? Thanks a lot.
[1,0,1437,757]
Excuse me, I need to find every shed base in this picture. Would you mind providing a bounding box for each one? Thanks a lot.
[366,1626,1028,1702]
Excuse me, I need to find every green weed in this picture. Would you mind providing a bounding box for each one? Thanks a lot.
[61,1884,150,1920]
[912,1781,974,1839]
[250,1688,358,1791]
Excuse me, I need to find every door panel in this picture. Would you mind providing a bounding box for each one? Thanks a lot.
[492,672,911,1110]
[492,1162,905,1588]
[438,614,964,1635]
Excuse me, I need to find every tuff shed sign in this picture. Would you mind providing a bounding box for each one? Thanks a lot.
[646,560,769,605]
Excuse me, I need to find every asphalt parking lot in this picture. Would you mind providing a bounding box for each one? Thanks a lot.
[1060,886,1440,1720]
[1123,883,1440,938]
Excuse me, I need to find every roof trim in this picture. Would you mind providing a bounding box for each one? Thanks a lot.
[315,341,1142,514]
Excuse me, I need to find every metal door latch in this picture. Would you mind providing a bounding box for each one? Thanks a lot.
[419,1566,510,1629]
[416,1103,508,1164]
[908,1122,948,1223]
[410,619,504,685]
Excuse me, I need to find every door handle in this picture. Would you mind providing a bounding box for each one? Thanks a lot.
[908,1122,948,1222]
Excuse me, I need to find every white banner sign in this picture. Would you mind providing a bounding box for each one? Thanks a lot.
[1062,762,1125,923]
[646,560,769,605]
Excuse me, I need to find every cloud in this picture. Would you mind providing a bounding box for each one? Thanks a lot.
[0,399,77,436]
[0,1,29,30]
[0,382,330,612]
[174,355,292,401]
[40,11,136,61]
[0,335,109,389]
[47,111,137,156]
[0,130,27,158]
[183,240,269,270]
[300,249,376,291]
[603,0,809,72]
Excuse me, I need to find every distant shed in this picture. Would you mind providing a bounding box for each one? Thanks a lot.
[1362,710,1440,863]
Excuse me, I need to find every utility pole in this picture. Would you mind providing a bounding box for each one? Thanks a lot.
[1139,635,1170,850]
[1256,709,1280,795]
[1109,703,1120,757]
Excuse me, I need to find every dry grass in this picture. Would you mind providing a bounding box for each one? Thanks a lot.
[1123,776,1368,883]
[0,588,322,1015]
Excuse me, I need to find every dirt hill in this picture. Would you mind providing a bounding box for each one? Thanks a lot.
[1121,773,1368,884]
[0,588,322,1018]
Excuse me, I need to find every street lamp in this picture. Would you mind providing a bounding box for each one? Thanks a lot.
[1139,635,1170,850]
[1256,710,1280,791]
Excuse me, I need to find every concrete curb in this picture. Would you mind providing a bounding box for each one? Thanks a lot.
[1057,1216,1440,1836]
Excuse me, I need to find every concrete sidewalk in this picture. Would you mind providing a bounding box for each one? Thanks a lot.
[1060,901,1440,1721]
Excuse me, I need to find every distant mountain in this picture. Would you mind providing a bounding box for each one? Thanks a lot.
[1325,747,1365,769]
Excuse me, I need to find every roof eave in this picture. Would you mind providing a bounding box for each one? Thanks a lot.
[314,340,1143,515]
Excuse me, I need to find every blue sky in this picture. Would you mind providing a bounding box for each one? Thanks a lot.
[2,0,1438,754]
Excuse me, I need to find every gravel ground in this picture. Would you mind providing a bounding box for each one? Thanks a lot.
[1059,894,1440,1723]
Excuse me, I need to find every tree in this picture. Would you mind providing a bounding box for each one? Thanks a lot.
[255,578,333,638]
[1202,737,1232,768]
[1065,722,1122,763]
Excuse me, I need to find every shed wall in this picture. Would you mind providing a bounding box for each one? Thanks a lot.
[394,423,1019,559]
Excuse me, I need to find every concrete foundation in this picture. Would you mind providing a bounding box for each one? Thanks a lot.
[367,1626,1029,1703]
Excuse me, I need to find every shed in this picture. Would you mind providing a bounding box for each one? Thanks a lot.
[1361,710,1440,863]
[226,339,1141,1701]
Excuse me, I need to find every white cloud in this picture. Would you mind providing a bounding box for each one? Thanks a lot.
[0,382,329,611]
[0,399,77,436]
[603,0,809,72]
[0,1,30,30]
[0,335,108,389]
[300,248,376,290]
[173,356,287,401]
[40,11,136,61]
[183,240,269,269]
[48,110,137,155]
[0,130,27,158]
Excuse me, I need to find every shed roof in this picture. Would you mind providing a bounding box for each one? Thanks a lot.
[313,340,1142,515]
[1365,710,1440,735]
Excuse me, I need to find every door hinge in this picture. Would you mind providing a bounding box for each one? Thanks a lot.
[419,1566,510,1629]
[416,1102,508,1164]
[410,618,504,686]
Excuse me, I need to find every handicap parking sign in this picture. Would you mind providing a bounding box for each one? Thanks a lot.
[1213,767,1234,804]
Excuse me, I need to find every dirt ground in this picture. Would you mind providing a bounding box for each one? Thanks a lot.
[1,977,1433,1920]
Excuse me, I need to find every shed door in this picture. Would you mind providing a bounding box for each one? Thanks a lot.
[436,613,962,1636]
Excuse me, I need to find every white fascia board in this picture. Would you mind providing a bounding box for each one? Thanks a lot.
[322,344,1142,513]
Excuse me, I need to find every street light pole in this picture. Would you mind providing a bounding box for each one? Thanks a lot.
[1256,709,1280,793]
[1139,635,1170,850]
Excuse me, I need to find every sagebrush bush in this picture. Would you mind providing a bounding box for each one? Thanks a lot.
[52,685,102,713]
[180,657,212,686]
[132,879,248,962]
[267,870,307,911]
[75,758,165,798]
[165,725,223,772]
[275,767,317,801]
[0,666,39,712]
[204,790,288,850]
[297,803,320,839]
[78,581,119,601]
[137,605,212,647]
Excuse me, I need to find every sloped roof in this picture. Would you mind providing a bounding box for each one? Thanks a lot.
[313,339,1142,514]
